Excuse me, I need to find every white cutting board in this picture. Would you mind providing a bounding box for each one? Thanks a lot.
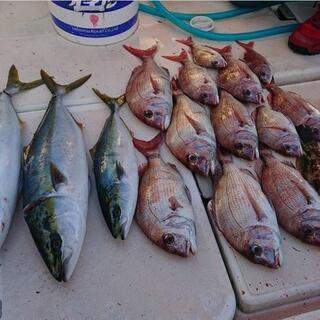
[0,100,235,320]
[209,80,320,315]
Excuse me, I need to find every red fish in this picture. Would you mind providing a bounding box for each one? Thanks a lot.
[236,41,273,84]
[267,84,320,142]
[217,47,263,104]
[163,49,219,106]
[124,44,173,130]
[176,37,228,69]
[211,90,258,160]
[262,152,320,246]
[133,133,197,257]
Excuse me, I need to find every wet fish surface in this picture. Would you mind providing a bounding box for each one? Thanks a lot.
[23,70,90,281]
[211,90,258,160]
[124,44,173,130]
[256,105,303,157]
[166,79,217,176]
[236,41,273,84]
[133,133,196,257]
[0,66,43,249]
[176,37,227,69]
[91,89,138,240]
[208,158,282,268]
[163,49,219,106]
[262,153,320,246]
[267,84,320,142]
[217,47,263,104]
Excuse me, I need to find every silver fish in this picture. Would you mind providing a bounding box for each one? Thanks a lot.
[23,70,90,281]
[0,65,43,248]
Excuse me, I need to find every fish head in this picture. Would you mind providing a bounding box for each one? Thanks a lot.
[207,52,228,69]
[24,196,84,282]
[234,81,263,104]
[247,226,282,269]
[160,216,196,257]
[233,133,258,160]
[185,141,216,176]
[196,84,219,106]
[106,198,130,240]
[142,100,172,130]
[300,215,320,246]
[282,142,304,157]
[306,117,320,142]
[255,63,272,84]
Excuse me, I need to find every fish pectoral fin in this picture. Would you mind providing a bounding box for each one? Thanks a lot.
[50,162,68,191]
[23,144,31,161]
[184,185,192,203]
[150,74,164,95]
[233,108,250,127]
[162,66,170,76]
[89,145,96,159]
[263,125,287,132]
[240,168,259,181]
[207,199,221,230]
[69,112,84,129]
[289,177,314,205]
[245,188,268,221]
[185,113,206,135]
[168,196,183,211]
[116,161,125,180]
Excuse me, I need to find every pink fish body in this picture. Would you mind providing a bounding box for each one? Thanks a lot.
[211,90,258,160]
[262,154,320,246]
[163,49,219,106]
[166,80,217,176]
[236,41,273,84]
[124,44,173,130]
[209,161,282,268]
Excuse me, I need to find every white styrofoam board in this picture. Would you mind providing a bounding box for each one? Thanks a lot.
[208,80,320,314]
[0,1,319,115]
[0,101,236,320]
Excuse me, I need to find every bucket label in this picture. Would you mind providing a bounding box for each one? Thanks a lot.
[52,1,132,13]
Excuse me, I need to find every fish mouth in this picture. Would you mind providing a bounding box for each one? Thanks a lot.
[186,240,196,256]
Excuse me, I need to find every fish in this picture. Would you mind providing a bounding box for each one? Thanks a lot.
[296,125,320,194]
[208,157,282,268]
[267,84,320,142]
[236,41,273,84]
[0,66,43,249]
[176,37,228,69]
[162,49,219,106]
[133,133,196,257]
[123,44,173,130]
[211,90,258,160]
[165,78,217,176]
[261,152,320,246]
[91,89,138,240]
[23,70,91,282]
[256,105,303,157]
[217,47,263,104]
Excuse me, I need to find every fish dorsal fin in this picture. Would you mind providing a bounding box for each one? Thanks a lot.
[116,161,125,180]
[50,162,67,191]
[185,184,192,203]
[185,113,206,135]
[168,196,183,211]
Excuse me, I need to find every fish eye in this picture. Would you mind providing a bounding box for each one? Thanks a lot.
[200,92,208,100]
[250,244,262,256]
[260,71,266,77]
[187,153,198,163]
[235,142,243,150]
[212,60,219,66]
[144,110,153,118]
[303,226,314,237]
[163,233,175,245]
[243,89,251,97]
[50,233,62,252]
[284,144,291,151]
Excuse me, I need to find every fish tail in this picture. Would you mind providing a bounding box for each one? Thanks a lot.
[123,44,158,59]
[133,132,163,158]
[162,49,188,64]
[236,41,255,50]
[176,36,193,47]
[5,65,43,96]
[40,69,91,96]
[92,88,125,113]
